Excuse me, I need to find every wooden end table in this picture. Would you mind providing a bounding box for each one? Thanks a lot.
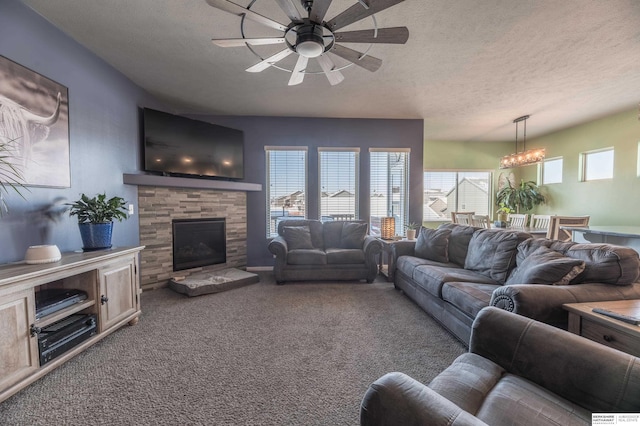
[376,238,415,282]
[563,300,640,357]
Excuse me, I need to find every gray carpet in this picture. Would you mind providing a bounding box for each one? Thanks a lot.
[0,273,466,425]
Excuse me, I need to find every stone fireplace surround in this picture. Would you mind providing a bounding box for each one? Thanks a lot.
[137,186,248,291]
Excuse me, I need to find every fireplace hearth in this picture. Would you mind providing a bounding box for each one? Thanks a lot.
[172,218,226,271]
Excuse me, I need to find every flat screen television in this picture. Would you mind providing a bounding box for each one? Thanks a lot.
[142,108,244,180]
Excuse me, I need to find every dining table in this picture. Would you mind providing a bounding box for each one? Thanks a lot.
[492,226,548,238]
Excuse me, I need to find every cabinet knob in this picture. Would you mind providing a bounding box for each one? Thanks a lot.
[603,335,614,342]
[30,324,42,337]
[101,295,109,305]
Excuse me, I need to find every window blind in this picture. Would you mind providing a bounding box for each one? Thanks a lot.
[318,148,359,221]
[370,150,410,236]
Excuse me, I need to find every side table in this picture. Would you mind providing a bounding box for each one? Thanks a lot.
[376,238,415,282]
[563,300,640,357]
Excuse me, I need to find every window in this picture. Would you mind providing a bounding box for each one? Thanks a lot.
[423,171,492,221]
[542,157,563,184]
[370,149,410,236]
[318,148,359,221]
[580,148,614,181]
[265,147,307,237]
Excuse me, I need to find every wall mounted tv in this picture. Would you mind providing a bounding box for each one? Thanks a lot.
[142,108,244,180]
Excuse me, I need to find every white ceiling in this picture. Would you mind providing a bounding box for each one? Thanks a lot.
[23,0,640,141]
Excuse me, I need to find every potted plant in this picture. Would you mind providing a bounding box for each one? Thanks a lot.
[405,222,419,240]
[495,179,546,214]
[68,193,128,251]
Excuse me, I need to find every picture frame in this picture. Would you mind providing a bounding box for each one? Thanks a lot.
[0,55,70,188]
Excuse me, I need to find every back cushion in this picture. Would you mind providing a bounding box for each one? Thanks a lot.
[282,226,314,250]
[465,229,531,283]
[565,244,640,285]
[323,221,344,249]
[415,227,451,263]
[438,223,479,266]
[278,219,323,248]
[506,246,585,285]
[341,222,368,249]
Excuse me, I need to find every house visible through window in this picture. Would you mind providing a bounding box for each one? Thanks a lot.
[542,157,563,184]
[370,149,410,236]
[318,148,359,221]
[424,171,491,222]
[265,147,307,237]
[581,148,614,181]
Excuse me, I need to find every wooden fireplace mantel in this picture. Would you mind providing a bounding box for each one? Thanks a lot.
[123,173,262,192]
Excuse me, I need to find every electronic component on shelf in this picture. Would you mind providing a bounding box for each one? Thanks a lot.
[35,288,88,319]
[38,314,97,365]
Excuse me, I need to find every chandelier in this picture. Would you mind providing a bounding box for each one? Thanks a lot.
[499,115,545,169]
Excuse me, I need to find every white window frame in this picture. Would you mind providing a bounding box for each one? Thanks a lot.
[540,156,563,185]
[318,147,360,221]
[265,146,308,238]
[579,147,614,181]
[423,170,492,222]
[369,148,410,236]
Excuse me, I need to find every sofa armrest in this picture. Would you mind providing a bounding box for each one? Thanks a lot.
[267,236,288,284]
[470,307,640,413]
[361,372,488,426]
[389,240,417,279]
[490,282,640,325]
[363,236,383,283]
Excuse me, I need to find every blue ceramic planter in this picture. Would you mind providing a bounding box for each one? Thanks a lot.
[78,222,113,251]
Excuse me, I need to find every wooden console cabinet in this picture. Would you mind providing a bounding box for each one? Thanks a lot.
[0,246,144,403]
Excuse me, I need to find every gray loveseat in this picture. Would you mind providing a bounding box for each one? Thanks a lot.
[392,223,640,343]
[268,219,382,284]
[361,307,640,426]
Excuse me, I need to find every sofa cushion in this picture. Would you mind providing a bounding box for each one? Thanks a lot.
[287,249,327,265]
[413,265,499,298]
[564,244,640,285]
[396,256,460,280]
[278,219,324,248]
[442,282,499,319]
[438,223,479,266]
[326,248,365,264]
[341,222,368,249]
[506,246,586,285]
[415,227,451,263]
[465,229,531,283]
[282,226,314,250]
[323,221,344,249]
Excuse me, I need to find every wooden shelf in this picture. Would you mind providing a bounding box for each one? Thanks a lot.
[35,300,95,328]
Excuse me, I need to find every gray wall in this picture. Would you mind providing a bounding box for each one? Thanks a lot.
[190,115,424,267]
[0,0,163,263]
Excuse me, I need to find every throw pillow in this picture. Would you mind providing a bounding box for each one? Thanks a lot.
[341,222,368,249]
[414,227,451,263]
[282,226,314,250]
[506,246,585,285]
[464,229,531,283]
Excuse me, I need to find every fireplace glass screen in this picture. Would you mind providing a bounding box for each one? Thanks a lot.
[172,218,226,271]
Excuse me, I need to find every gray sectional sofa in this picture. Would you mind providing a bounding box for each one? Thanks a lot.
[392,223,640,343]
[268,219,382,284]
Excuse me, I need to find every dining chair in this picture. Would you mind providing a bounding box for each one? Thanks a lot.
[471,214,491,229]
[508,213,529,228]
[546,216,590,241]
[450,211,474,225]
[530,214,551,230]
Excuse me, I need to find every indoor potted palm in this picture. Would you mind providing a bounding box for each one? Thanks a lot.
[68,193,128,251]
[495,179,546,214]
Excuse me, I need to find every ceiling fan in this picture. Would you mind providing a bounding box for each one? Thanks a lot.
[205,0,409,86]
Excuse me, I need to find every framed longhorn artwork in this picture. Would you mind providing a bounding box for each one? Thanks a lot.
[0,55,70,188]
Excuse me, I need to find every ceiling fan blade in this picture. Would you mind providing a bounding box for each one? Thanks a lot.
[330,44,382,72]
[310,0,333,23]
[204,0,288,32]
[212,37,286,47]
[326,0,406,32]
[288,55,309,86]
[246,49,294,73]
[334,27,409,44]
[275,0,302,21]
[316,55,344,86]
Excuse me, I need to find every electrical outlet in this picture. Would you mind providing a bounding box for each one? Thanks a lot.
[128,204,135,215]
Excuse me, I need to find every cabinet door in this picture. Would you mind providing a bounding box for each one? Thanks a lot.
[99,259,137,332]
[0,289,39,392]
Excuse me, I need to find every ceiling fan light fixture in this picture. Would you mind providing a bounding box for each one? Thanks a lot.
[296,24,325,58]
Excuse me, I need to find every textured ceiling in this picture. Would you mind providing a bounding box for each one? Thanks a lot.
[23,0,640,141]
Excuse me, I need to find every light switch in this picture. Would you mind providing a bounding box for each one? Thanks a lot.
[128,204,135,215]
